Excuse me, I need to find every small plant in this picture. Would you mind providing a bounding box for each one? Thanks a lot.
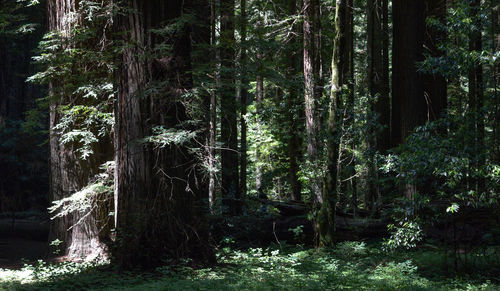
[50,239,63,255]
[288,225,305,241]
[383,220,423,252]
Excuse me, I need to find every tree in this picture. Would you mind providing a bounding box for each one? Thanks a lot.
[392,0,448,146]
[391,0,425,147]
[320,0,348,247]
[45,0,113,259]
[423,0,447,121]
[367,0,390,153]
[240,0,248,199]
[285,0,303,201]
[468,0,485,193]
[113,0,213,268]
[303,0,322,204]
[366,0,389,211]
[220,0,240,215]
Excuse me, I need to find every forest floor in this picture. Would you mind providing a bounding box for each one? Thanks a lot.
[1,241,500,290]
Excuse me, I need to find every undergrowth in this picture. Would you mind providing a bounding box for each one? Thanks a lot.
[1,242,499,290]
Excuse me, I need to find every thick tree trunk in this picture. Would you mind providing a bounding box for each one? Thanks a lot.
[220,0,240,215]
[47,0,111,260]
[423,0,447,121]
[303,0,322,204]
[368,0,390,153]
[391,0,425,147]
[392,0,447,146]
[114,0,214,268]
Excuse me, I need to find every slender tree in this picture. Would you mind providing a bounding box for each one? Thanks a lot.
[240,0,248,199]
[209,0,217,210]
[366,0,388,211]
[220,0,240,214]
[494,0,500,162]
[303,0,322,203]
[320,0,347,247]
[468,0,485,193]
[285,0,303,201]
[339,0,356,213]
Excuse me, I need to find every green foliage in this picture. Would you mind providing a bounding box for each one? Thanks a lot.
[2,243,500,290]
[49,161,114,228]
[28,0,115,160]
[142,126,199,149]
[384,220,424,252]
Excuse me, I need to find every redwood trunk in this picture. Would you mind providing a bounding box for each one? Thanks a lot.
[303,0,322,203]
[114,0,213,268]
[47,0,111,260]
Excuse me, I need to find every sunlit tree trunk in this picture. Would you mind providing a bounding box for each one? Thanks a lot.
[114,0,214,268]
[47,0,111,260]
[208,0,217,211]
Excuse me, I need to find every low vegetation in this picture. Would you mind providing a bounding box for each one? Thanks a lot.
[1,242,499,290]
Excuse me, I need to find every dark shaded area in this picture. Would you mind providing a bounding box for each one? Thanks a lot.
[0,1,49,215]
[0,238,49,269]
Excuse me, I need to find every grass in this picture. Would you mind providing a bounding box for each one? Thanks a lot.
[1,241,499,290]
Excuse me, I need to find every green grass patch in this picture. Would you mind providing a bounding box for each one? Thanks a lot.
[1,242,499,290]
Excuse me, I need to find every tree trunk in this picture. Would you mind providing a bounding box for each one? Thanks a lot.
[114,0,214,268]
[240,0,248,200]
[255,73,264,191]
[366,0,388,211]
[320,0,347,247]
[47,0,111,260]
[368,0,390,153]
[468,0,485,194]
[286,0,303,201]
[303,0,322,204]
[423,0,447,121]
[209,0,217,211]
[493,1,499,162]
[220,0,240,215]
[391,0,425,147]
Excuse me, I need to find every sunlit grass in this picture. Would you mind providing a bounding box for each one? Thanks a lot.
[1,242,499,290]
